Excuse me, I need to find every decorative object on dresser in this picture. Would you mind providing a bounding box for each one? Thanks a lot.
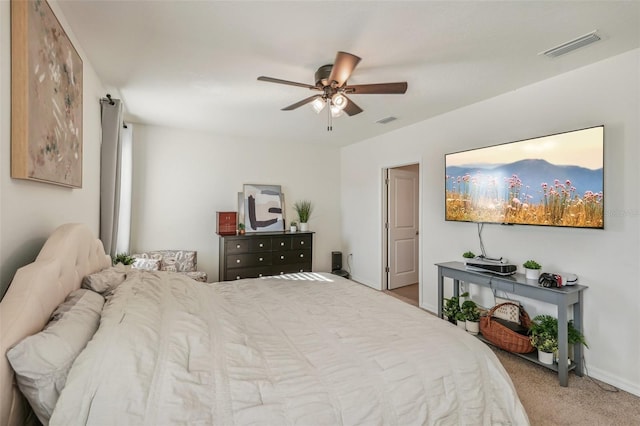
[131,250,208,282]
[219,232,313,281]
[290,221,297,232]
[293,200,313,231]
[11,0,84,188]
[216,211,237,236]
[241,184,285,232]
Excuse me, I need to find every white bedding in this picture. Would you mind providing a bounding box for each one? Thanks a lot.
[50,272,529,425]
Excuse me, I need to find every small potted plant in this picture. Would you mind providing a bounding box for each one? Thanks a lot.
[290,221,297,232]
[237,223,246,235]
[443,292,467,324]
[529,314,558,364]
[293,200,313,232]
[455,311,467,330]
[462,251,475,264]
[113,252,134,266]
[523,259,542,280]
[461,299,481,335]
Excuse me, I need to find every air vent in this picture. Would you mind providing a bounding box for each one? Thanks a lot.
[376,116,397,124]
[540,31,601,58]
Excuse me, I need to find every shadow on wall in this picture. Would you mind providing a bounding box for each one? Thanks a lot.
[0,236,47,300]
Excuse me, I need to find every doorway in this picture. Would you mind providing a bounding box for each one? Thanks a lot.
[382,163,420,304]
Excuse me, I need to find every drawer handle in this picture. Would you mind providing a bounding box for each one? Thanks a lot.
[280,242,285,246]
[300,241,304,245]
[259,257,263,261]
[259,243,264,248]
[300,269,304,272]
[236,244,241,249]
[280,255,285,260]
[280,271,284,275]
[299,254,304,258]
[236,276,240,280]
[236,259,241,264]
[259,273,263,277]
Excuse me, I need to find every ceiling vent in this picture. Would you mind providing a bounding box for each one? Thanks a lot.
[376,116,397,124]
[540,31,601,58]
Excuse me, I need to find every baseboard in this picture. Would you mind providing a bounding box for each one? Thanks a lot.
[585,365,640,397]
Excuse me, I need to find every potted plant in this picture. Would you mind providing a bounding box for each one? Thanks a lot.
[293,200,313,232]
[237,223,246,235]
[461,299,481,335]
[462,251,475,264]
[455,311,467,330]
[529,314,558,364]
[113,252,134,266]
[523,259,542,280]
[290,221,297,232]
[443,292,467,324]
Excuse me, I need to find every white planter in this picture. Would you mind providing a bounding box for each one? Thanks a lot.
[525,268,541,280]
[299,222,309,232]
[290,226,297,232]
[457,320,466,330]
[465,320,479,335]
[538,350,554,365]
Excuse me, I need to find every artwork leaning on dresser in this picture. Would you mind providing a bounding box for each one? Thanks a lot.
[218,232,313,281]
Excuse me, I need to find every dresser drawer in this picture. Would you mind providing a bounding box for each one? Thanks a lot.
[272,263,312,276]
[272,249,311,265]
[272,236,291,250]
[226,266,272,281]
[226,253,272,269]
[249,238,272,252]
[292,235,312,249]
[226,240,250,254]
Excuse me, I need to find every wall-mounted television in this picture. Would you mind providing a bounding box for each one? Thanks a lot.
[445,125,604,229]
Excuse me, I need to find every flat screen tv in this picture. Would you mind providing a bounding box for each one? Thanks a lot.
[445,125,604,229]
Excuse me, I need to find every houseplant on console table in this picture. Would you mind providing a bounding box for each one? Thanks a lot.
[523,259,542,280]
[529,314,558,364]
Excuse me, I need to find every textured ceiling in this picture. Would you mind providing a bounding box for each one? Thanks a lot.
[57,0,640,147]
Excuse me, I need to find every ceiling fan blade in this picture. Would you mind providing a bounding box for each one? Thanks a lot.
[343,96,363,116]
[282,95,322,111]
[343,82,408,94]
[328,51,361,87]
[258,76,318,90]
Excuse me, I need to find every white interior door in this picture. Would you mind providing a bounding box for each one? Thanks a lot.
[388,166,419,289]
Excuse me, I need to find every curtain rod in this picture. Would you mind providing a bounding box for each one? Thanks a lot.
[101,93,115,105]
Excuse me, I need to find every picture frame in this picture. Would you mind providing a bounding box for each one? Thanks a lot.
[11,0,84,188]
[241,184,285,233]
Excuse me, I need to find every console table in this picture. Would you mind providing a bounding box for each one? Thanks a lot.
[436,261,587,387]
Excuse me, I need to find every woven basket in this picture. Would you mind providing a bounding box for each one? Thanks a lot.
[480,302,535,354]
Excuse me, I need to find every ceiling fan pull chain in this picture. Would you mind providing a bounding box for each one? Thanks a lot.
[327,99,333,131]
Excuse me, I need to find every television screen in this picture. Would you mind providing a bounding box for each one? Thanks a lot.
[445,125,604,228]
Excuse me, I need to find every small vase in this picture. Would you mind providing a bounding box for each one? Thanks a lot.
[238,229,245,235]
[525,268,540,280]
[290,226,297,233]
[457,320,467,330]
[465,320,479,335]
[538,350,554,365]
[299,222,309,232]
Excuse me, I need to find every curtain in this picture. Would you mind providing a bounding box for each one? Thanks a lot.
[100,98,131,257]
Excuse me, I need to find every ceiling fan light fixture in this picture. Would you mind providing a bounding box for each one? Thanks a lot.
[311,97,326,113]
[331,93,348,110]
[330,104,344,118]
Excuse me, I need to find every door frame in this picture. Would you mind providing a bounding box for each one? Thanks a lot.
[381,161,422,303]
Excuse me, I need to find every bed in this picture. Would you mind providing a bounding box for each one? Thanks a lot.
[0,223,529,425]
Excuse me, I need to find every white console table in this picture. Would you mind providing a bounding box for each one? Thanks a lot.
[436,261,588,387]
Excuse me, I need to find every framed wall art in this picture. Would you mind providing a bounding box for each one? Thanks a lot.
[11,0,84,188]
[241,184,285,232]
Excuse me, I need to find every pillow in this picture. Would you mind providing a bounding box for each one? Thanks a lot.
[81,263,129,295]
[131,257,161,271]
[6,289,104,425]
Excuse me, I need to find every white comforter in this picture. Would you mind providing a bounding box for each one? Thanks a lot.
[51,272,529,425]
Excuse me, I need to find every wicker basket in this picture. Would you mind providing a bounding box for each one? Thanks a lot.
[480,302,535,354]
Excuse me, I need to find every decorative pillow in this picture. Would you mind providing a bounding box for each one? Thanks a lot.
[81,264,128,295]
[6,289,104,425]
[132,257,161,271]
[493,297,521,325]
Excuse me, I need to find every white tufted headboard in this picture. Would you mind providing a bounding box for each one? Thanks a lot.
[0,223,111,426]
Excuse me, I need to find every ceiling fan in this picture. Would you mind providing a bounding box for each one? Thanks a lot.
[257,51,407,130]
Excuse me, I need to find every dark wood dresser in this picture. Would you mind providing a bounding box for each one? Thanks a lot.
[218,232,313,281]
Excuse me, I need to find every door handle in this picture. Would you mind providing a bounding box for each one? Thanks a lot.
[416,230,419,235]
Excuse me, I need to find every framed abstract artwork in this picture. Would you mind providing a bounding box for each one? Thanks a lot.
[11,0,84,188]
[241,184,285,232]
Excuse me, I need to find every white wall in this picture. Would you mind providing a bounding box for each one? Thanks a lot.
[0,1,105,297]
[341,49,640,395]
[130,124,342,281]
